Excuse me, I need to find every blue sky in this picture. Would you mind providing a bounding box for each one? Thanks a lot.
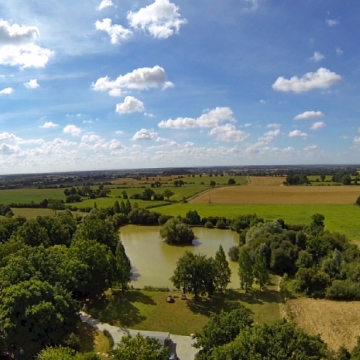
[0,0,359,174]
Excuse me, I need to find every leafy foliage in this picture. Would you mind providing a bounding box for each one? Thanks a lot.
[160,217,194,245]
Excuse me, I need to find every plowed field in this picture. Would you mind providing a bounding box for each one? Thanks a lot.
[286,298,360,351]
[190,177,360,204]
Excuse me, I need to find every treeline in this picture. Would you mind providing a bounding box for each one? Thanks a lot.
[0,211,132,359]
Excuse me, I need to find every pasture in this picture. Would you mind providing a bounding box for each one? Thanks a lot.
[286,298,360,351]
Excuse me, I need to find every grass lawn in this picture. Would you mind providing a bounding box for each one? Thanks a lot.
[86,280,282,336]
[0,187,65,203]
[151,203,360,241]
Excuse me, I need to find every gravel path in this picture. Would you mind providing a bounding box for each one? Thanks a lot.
[80,312,198,359]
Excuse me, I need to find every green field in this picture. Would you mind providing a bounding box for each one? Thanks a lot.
[151,203,360,241]
[0,188,65,203]
[87,282,281,336]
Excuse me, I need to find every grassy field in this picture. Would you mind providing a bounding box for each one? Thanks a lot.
[151,203,360,241]
[10,208,87,219]
[87,280,281,336]
[286,298,360,351]
[0,188,65,203]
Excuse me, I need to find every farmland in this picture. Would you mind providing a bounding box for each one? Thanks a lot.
[286,298,360,351]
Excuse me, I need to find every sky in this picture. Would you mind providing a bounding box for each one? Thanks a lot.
[0,0,359,174]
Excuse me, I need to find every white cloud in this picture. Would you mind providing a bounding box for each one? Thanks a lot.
[209,124,248,142]
[264,129,281,137]
[304,145,319,152]
[24,79,39,89]
[310,51,325,62]
[267,123,281,129]
[115,130,123,134]
[326,19,339,27]
[244,123,252,128]
[0,132,21,141]
[0,44,53,68]
[108,89,122,97]
[127,0,187,39]
[310,121,326,130]
[63,125,82,137]
[0,143,20,155]
[336,47,343,55]
[97,0,113,11]
[354,137,360,145]
[0,20,39,45]
[294,111,324,120]
[158,107,234,129]
[18,138,45,145]
[40,121,59,129]
[132,129,157,141]
[95,18,132,44]
[289,130,308,139]
[92,65,173,95]
[272,68,342,93]
[81,134,101,142]
[0,87,14,95]
[144,112,155,118]
[115,96,145,114]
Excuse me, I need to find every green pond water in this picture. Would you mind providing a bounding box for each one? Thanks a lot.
[120,225,240,289]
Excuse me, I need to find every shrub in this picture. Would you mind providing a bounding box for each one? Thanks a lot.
[228,245,239,262]
[204,221,214,229]
[103,329,114,348]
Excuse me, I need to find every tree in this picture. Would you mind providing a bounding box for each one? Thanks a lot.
[211,320,327,360]
[159,218,194,245]
[227,178,236,185]
[214,245,231,292]
[0,279,78,360]
[115,240,132,290]
[48,199,64,216]
[228,245,239,262]
[253,251,269,290]
[210,180,216,188]
[114,200,121,214]
[37,347,100,360]
[141,188,155,201]
[238,247,253,292]
[355,196,360,206]
[170,251,215,299]
[109,333,170,360]
[173,180,184,187]
[193,307,253,356]
[162,189,174,201]
[185,210,201,225]
[14,219,50,247]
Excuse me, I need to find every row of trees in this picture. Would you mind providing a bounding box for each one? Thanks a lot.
[0,212,132,359]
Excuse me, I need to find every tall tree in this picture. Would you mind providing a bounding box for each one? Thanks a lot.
[238,247,254,292]
[214,245,231,292]
[162,189,174,201]
[253,251,269,291]
[160,218,194,245]
[109,333,170,360]
[37,347,100,360]
[170,251,214,299]
[113,200,121,214]
[115,240,132,290]
[0,279,78,360]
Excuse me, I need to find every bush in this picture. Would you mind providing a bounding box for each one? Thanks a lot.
[216,219,227,229]
[204,221,214,229]
[325,280,360,300]
[356,196,360,206]
[228,245,239,262]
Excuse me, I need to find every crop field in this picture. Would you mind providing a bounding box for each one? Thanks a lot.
[190,176,360,204]
[0,188,65,203]
[286,298,360,351]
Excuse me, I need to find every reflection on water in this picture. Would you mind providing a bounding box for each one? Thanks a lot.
[120,225,240,289]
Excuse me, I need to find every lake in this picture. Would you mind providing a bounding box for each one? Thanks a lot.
[120,225,240,289]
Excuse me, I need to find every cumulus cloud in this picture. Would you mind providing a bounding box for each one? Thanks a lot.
[24,79,39,89]
[326,19,339,27]
[92,65,173,95]
[95,18,132,44]
[115,96,145,114]
[81,134,101,142]
[127,0,187,39]
[158,107,234,129]
[209,124,248,142]
[243,0,259,11]
[289,130,308,139]
[0,143,20,155]
[97,0,113,10]
[0,21,52,68]
[294,111,324,120]
[0,20,39,45]
[40,121,59,129]
[0,87,14,95]
[132,129,157,141]
[354,137,360,145]
[310,51,325,62]
[272,68,342,93]
[0,132,21,141]
[63,125,82,137]
[310,121,326,130]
